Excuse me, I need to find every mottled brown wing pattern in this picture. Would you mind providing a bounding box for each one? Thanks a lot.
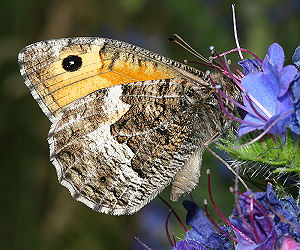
[48,75,235,215]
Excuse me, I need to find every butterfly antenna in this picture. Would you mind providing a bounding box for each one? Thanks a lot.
[169,34,211,64]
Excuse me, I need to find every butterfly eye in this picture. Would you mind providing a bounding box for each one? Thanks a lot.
[62,55,82,72]
[100,176,106,183]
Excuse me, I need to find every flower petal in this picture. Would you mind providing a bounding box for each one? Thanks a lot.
[242,72,277,117]
[238,113,265,136]
[292,73,300,102]
[278,65,298,97]
[236,226,278,250]
[263,114,287,135]
[231,186,278,249]
[262,43,285,73]
[182,201,232,249]
[183,201,216,236]
[289,73,300,134]
[238,58,262,75]
[280,237,300,250]
[292,46,300,68]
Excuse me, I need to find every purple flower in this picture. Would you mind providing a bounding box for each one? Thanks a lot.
[174,185,300,250]
[238,43,298,136]
[174,239,207,250]
[280,237,300,250]
[202,43,299,138]
[292,46,300,68]
[230,186,279,249]
[173,201,232,250]
[289,46,300,134]
[238,58,261,75]
[231,185,300,249]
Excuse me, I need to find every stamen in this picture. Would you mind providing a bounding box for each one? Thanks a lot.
[213,82,259,117]
[232,4,244,60]
[238,192,273,231]
[210,49,272,122]
[208,75,259,127]
[207,169,255,244]
[165,209,176,247]
[204,199,240,243]
[210,48,268,120]
[224,54,230,71]
[228,63,244,79]
[211,49,230,72]
[158,195,187,232]
[244,95,268,122]
[230,166,255,239]
[249,197,263,243]
[210,48,246,90]
[210,48,263,64]
[171,233,176,247]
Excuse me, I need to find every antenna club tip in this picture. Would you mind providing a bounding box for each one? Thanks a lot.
[184,59,188,64]
[209,45,215,51]
[206,70,211,76]
[229,186,234,193]
[206,169,210,175]
[215,84,221,89]
[204,199,208,205]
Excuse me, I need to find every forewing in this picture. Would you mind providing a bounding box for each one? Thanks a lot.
[18,37,205,122]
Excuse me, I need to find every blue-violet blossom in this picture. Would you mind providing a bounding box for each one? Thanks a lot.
[289,45,300,134]
[173,185,300,250]
[238,43,298,136]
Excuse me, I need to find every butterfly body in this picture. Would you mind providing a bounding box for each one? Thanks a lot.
[18,37,240,215]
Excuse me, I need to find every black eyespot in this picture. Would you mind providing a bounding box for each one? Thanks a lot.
[100,176,106,182]
[62,55,82,72]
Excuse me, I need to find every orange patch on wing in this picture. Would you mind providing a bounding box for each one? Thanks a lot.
[38,46,179,115]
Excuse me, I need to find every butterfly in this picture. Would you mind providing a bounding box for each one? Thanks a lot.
[18,37,240,215]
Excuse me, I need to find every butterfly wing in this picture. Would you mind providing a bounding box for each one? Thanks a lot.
[48,78,209,215]
[18,37,206,122]
[18,37,238,214]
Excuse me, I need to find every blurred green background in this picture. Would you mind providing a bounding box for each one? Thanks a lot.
[1,0,299,249]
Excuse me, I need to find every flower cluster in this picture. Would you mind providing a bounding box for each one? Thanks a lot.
[152,4,300,248]
[290,46,300,135]
[164,43,300,250]
[238,43,299,136]
[173,185,300,250]
[214,43,300,171]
